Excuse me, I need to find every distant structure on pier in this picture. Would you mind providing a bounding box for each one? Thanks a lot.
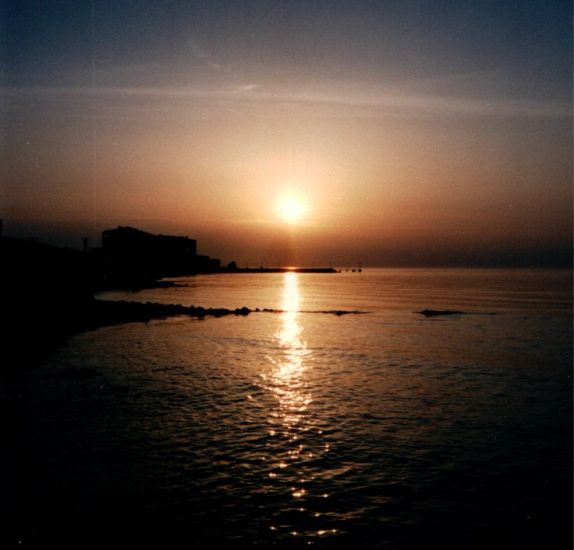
[340,263,363,273]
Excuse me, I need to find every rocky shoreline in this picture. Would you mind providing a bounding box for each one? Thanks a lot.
[1,297,367,368]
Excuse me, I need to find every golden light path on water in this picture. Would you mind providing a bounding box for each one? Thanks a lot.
[256,272,336,537]
[270,271,312,470]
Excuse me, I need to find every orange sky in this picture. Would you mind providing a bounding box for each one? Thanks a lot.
[2,1,572,266]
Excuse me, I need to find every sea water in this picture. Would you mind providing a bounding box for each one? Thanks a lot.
[2,269,572,548]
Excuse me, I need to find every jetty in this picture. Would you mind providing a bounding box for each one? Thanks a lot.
[229,267,337,274]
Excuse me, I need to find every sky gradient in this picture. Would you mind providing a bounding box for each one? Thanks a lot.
[1,0,572,266]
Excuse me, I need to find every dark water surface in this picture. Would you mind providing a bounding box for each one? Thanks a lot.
[2,269,572,548]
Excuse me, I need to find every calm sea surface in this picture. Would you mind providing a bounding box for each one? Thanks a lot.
[2,269,572,548]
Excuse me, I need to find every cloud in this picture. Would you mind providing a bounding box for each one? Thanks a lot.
[2,83,569,120]
[186,37,223,72]
[232,84,258,93]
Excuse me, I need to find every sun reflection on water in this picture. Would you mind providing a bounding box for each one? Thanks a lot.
[260,273,340,541]
[269,272,312,437]
[263,273,314,486]
[275,271,309,384]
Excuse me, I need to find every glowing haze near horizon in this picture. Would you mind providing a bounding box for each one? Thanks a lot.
[1,1,572,266]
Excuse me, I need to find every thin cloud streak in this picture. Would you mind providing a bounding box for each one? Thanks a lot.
[3,84,570,119]
[186,37,224,72]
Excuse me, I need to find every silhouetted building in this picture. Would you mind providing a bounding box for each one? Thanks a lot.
[101,226,220,283]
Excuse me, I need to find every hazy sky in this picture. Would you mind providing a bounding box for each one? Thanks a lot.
[1,0,572,266]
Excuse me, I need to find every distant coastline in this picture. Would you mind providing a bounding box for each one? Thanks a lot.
[224,267,337,274]
[0,228,339,364]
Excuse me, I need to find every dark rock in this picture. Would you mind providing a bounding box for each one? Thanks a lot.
[418,309,465,317]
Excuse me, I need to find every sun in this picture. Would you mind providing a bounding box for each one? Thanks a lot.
[277,194,307,224]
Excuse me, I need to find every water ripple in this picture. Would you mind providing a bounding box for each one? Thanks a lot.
[3,270,571,548]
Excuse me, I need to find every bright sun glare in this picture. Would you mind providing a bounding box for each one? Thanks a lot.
[277,195,307,224]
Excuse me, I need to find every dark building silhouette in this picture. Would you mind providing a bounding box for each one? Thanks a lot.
[101,226,220,283]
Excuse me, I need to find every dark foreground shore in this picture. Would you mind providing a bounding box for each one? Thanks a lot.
[1,297,367,368]
[1,299,251,366]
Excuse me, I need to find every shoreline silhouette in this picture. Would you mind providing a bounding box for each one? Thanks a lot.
[0,228,338,364]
